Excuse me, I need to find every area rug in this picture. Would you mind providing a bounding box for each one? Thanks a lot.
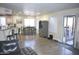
[21,47,37,55]
[0,47,37,55]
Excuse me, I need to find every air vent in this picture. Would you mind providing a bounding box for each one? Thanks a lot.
[5,9,10,12]
[0,7,12,15]
[4,9,12,14]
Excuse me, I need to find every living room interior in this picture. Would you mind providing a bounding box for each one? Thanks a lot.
[0,3,79,55]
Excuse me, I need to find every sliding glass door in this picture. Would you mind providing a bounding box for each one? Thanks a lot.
[63,16,75,46]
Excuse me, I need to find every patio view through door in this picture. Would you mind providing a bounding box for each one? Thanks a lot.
[63,16,75,46]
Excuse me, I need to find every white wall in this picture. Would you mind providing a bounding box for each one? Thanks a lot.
[49,8,79,48]
[35,17,39,34]
[74,15,79,49]
[48,16,57,40]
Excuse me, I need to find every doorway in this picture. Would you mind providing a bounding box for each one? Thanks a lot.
[23,18,36,35]
[63,16,75,46]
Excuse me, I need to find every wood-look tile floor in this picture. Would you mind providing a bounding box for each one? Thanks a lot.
[18,35,77,55]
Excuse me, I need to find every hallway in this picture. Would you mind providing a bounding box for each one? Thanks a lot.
[19,35,79,55]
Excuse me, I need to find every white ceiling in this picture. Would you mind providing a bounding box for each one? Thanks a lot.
[0,3,79,14]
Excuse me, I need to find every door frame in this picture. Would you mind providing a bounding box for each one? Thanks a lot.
[63,15,76,46]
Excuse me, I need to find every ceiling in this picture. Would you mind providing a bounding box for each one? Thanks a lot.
[0,3,79,15]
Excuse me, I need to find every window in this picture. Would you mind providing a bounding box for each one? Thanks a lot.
[0,16,6,26]
[24,18,35,27]
[68,17,73,27]
[64,17,67,27]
